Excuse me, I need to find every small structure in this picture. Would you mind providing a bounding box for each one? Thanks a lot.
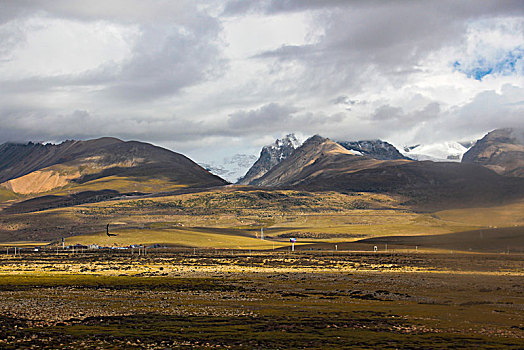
[290,238,296,251]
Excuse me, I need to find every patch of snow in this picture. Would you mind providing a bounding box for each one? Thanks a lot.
[348,149,364,156]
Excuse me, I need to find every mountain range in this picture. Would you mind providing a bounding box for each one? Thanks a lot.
[241,134,524,210]
[400,142,471,162]
[0,128,523,213]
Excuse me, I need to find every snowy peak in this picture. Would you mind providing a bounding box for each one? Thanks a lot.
[401,142,471,162]
[337,140,408,160]
[237,133,303,185]
[272,133,302,150]
[249,135,359,187]
[200,153,258,183]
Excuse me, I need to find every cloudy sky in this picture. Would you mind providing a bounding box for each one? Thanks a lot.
[0,0,523,171]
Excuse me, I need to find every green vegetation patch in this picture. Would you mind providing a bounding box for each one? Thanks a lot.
[0,274,240,292]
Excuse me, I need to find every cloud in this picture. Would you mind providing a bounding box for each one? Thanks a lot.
[379,86,524,144]
[227,103,299,130]
[102,23,226,101]
[0,1,522,166]
[452,18,524,80]
[331,96,359,105]
[226,103,346,135]
[0,1,226,101]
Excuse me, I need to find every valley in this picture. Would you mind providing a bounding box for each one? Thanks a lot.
[0,131,522,349]
[2,187,523,252]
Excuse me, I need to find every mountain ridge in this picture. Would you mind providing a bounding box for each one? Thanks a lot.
[462,128,524,177]
[0,137,227,195]
[245,134,524,210]
[337,139,409,160]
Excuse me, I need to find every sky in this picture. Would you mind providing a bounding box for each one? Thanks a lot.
[0,0,523,178]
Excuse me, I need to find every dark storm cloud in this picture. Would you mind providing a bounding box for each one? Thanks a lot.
[0,0,212,23]
[223,0,348,15]
[224,0,524,16]
[226,102,345,135]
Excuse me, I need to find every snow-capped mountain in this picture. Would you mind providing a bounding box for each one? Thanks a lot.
[237,134,303,185]
[200,153,258,183]
[337,140,409,160]
[399,142,472,162]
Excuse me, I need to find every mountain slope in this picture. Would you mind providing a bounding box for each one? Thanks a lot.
[0,137,123,183]
[0,138,227,195]
[237,134,302,185]
[251,135,524,210]
[251,135,390,187]
[462,128,524,177]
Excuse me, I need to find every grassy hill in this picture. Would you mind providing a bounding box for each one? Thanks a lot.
[0,138,227,197]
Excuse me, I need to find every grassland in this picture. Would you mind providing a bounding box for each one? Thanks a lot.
[55,175,189,194]
[434,201,524,227]
[0,187,18,203]
[66,227,293,250]
[1,187,523,250]
[0,186,523,348]
[0,250,522,349]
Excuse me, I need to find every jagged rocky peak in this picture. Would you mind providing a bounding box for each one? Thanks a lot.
[462,128,524,177]
[237,133,303,185]
[270,133,302,153]
[337,139,408,160]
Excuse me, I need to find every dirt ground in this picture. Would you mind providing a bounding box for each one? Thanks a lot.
[0,250,522,349]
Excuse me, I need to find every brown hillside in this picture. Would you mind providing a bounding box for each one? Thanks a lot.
[462,128,524,177]
[0,138,227,195]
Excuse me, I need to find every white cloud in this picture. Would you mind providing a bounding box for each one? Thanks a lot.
[0,18,138,78]
[0,1,522,167]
